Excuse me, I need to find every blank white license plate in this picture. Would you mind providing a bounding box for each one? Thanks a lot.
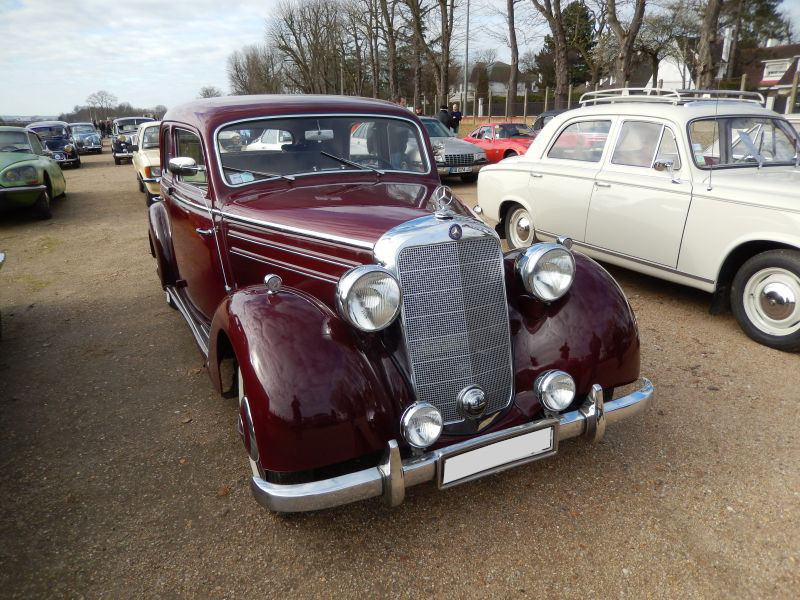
[441,426,554,486]
[450,166,471,174]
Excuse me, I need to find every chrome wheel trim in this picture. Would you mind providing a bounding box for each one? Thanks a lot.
[508,207,533,248]
[743,267,800,337]
[238,367,261,477]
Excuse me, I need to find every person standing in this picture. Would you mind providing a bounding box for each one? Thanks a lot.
[414,106,423,116]
[437,104,452,130]
[450,103,463,134]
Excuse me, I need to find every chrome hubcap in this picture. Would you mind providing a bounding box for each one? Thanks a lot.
[510,208,533,247]
[743,267,800,336]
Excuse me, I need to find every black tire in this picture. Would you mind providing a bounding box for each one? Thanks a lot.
[138,177,145,193]
[504,204,534,249]
[114,156,121,165]
[460,173,478,183]
[33,189,52,220]
[74,160,81,169]
[504,151,518,159]
[730,249,800,352]
[146,193,157,208]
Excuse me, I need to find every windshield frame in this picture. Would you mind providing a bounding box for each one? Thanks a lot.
[213,112,433,189]
[686,114,799,170]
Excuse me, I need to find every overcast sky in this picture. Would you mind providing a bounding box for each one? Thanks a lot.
[1,0,799,117]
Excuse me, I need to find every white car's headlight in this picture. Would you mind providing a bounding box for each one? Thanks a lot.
[516,242,576,301]
[336,265,401,332]
[150,166,161,177]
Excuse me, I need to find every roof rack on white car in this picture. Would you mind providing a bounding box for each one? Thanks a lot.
[578,88,766,107]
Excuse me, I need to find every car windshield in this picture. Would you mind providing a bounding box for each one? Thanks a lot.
[497,124,532,138]
[216,116,428,185]
[0,131,32,152]
[72,125,95,134]
[31,126,67,138]
[422,119,454,138]
[689,116,799,168]
[117,119,150,132]
[141,126,159,149]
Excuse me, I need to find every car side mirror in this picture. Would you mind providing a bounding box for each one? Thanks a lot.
[169,156,199,176]
[653,159,679,184]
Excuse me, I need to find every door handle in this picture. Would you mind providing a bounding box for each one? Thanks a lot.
[530,172,543,178]
[195,228,214,236]
[594,182,611,188]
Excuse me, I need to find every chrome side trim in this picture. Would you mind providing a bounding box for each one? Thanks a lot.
[536,230,716,285]
[230,248,339,283]
[0,184,46,195]
[250,378,653,512]
[166,286,209,358]
[227,230,360,268]
[220,210,374,250]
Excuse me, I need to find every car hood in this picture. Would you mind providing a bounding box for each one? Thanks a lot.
[224,180,472,249]
[704,167,800,210]
[0,151,38,171]
[430,136,483,154]
[42,138,72,150]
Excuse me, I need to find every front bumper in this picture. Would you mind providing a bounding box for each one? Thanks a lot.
[437,163,485,176]
[114,151,134,158]
[0,184,46,197]
[251,378,654,512]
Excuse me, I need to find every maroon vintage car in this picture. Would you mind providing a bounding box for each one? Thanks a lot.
[147,95,653,512]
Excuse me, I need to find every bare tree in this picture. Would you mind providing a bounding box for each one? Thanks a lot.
[697,0,723,88]
[607,0,647,86]
[637,2,692,87]
[198,86,223,98]
[379,0,401,100]
[405,0,457,106]
[529,1,570,107]
[227,45,284,94]
[506,0,524,116]
[86,90,117,118]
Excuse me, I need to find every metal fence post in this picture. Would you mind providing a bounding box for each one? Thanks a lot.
[568,84,572,109]
[523,87,528,124]
[544,87,549,112]
[488,91,492,123]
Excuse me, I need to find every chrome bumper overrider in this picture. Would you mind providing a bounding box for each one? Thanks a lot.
[250,378,654,512]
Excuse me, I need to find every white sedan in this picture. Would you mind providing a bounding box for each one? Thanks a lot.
[476,89,800,351]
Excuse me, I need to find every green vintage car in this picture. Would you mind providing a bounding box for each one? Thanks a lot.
[0,126,67,220]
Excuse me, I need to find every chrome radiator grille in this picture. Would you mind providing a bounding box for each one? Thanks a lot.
[396,237,513,424]
[444,153,473,166]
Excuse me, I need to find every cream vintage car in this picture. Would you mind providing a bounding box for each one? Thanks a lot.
[476,89,800,351]
[132,121,161,206]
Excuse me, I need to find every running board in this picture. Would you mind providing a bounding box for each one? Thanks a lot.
[166,287,210,359]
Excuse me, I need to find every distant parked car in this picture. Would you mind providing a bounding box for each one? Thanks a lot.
[419,117,487,183]
[532,109,570,137]
[132,121,161,205]
[0,126,66,219]
[464,122,535,162]
[26,121,80,168]
[477,88,800,351]
[69,122,102,154]
[111,117,154,165]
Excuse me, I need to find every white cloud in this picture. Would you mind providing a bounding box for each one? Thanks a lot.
[0,0,279,115]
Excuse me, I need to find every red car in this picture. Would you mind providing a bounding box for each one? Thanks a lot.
[464,122,535,162]
[148,95,653,512]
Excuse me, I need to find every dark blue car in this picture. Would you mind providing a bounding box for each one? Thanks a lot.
[27,121,81,168]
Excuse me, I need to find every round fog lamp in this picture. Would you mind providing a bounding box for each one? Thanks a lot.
[535,370,576,412]
[401,403,443,448]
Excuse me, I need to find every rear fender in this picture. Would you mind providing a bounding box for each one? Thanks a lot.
[207,286,409,474]
[147,200,178,288]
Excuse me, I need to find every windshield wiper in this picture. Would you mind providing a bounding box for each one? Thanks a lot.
[223,165,295,181]
[320,151,384,176]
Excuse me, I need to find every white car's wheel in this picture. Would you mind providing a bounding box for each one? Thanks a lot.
[731,250,800,352]
[238,367,261,477]
[505,205,534,249]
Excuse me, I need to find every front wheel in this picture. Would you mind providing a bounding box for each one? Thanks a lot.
[33,189,52,220]
[505,204,534,249]
[504,151,518,159]
[113,156,121,165]
[731,249,800,352]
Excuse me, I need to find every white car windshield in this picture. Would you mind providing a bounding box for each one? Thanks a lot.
[141,127,159,149]
[422,119,454,138]
[689,116,799,168]
[216,116,427,184]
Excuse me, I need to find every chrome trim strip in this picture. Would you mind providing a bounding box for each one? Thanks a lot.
[0,184,46,195]
[230,248,339,283]
[166,287,209,358]
[249,378,654,512]
[171,192,211,217]
[211,112,433,189]
[537,230,715,285]
[227,230,360,268]
[220,210,374,250]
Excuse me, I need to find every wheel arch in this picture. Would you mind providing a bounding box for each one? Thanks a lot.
[147,201,178,288]
[496,197,533,239]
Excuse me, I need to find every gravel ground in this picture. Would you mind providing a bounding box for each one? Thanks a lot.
[0,151,798,599]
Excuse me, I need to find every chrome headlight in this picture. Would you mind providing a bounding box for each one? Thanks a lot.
[474,152,485,161]
[150,166,161,177]
[1,165,38,184]
[535,370,576,412]
[401,402,443,448]
[433,142,446,164]
[117,134,127,142]
[336,265,401,332]
[63,144,74,153]
[516,242,576,301]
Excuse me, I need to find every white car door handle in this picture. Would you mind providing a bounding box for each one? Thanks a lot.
[530,172,543,178]
[195,227,214,236]
[595,182,611,188]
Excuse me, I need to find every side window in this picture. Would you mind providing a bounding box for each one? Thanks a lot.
[688,119,720,167]
[27,133,44,155]
[160,127,171,170]
[174,128,207,186]
[611,121,663,168]
[480,126,492,139]
[655,127,681,170]
[547,120,611,162]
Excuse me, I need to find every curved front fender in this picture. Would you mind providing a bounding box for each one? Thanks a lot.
[147,201,178,288]
[208,286,412,474]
